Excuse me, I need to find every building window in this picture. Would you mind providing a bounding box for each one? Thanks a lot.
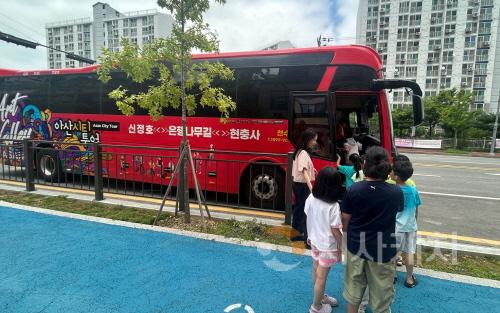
[399,1,409,13]
[461,76,472,88]
[432,0,444,11]
[465,36,476,48]
[463,50,475,62]
[442,51,453,63]
[476,49,489,62]
[407,53,418,65]
[406,66,417,78]
[427,52,440,63]
[396,41,407,52]
[398,15,409,26]
[474,90,485,101]
[478,21,491,34]
[474,76,486,88]
[408,40,419,52]
[477,35,491,48]
[410,1,422,13]
[441,64,452,76]
[430,26,442,38]
[465,22,477,33]
[475,63,487,75]
[462,63,474,75]
[443,38,454,49]
[379,29,389,40]
[480,7,492,20]
[440,77,451,88]
[444,24,455,35]
[445,10,457,22]
[426,78,438,89]
[409,14,421,26]
[428,39,441,51]
[427,65,439,76]
[431,12,443,24]
[397,28,407,40]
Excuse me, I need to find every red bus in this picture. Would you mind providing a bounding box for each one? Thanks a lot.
[0,45,423,210]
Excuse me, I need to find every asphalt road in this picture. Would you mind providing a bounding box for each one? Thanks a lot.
[404,153,500,242]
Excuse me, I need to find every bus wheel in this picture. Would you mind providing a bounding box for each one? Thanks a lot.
[36,150,63,182]
[242,165,285,211]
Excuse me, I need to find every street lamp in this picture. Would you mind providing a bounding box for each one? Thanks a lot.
[317,34,334,47]
[0,31,95,64]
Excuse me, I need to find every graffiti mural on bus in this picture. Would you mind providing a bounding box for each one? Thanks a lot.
[0,92,52,141]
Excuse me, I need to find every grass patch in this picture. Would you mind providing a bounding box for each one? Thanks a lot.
[0,189,498,281]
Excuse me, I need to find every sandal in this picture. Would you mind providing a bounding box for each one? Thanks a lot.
[322,294,338,307]
[309,303,332,313]
[404,275,418,288]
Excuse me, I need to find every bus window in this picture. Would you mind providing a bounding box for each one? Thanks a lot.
[49,74,101,114]
[2,76,50,109]
[101,71,150,115]
[291,94,332,159]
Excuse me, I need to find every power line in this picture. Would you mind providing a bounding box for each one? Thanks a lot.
[0,12,46,42]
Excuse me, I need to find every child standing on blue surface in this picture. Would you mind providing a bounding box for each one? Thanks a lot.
[336,153,362,189]
[391,159,422,288]
[305,167,343,313]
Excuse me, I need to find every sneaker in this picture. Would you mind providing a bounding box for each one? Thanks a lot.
[309,303,332,313]
[322,294,338,307]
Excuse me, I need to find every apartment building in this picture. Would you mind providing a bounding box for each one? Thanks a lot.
[46,2,173,69]
[356,0,500,113]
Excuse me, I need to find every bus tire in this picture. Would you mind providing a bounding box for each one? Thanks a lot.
[36,149,63,182]
[241,164,285,211]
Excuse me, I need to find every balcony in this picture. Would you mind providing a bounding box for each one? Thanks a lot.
[432,5,444,10]
[431,18,443,24]
[475,69,487,75]
[478,28,491,34]
[427,71,439,76]
[476,55,489,62]
[410,7,422,13]
[474,81,486,88]
[481,0,493,5]
[406,72,417,78]
[430,31,442,38]
[407,58,419,65]
[409,20,421,26]
[426,84,438,89]
[478,42,490,48]
[468,0,480,5]
[465,42,476,48]
[467,13,479,20]
[480,14,492,20]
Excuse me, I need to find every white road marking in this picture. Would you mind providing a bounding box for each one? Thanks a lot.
[485,173,500,176]
[413,173,441,177]
[420,191,500,201]
[421,218,443,226]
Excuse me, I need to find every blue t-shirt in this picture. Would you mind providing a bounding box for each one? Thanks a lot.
[396,185,422,233]
[338,165,356,189]
[342,180,404,263]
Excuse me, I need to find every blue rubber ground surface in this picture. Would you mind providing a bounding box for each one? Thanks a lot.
[0,206,499,313]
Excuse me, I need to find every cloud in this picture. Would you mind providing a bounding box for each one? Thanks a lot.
[331,0,359,44]
[0,0,344,69]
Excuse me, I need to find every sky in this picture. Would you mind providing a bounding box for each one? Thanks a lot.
[0,0,359,70]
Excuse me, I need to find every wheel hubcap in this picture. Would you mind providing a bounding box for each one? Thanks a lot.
[40,155,56,176]
[252,174,276,200]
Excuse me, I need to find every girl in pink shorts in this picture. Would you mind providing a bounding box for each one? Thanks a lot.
[305,167,343,313]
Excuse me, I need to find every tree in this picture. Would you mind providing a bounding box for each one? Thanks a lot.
[97,0,236,222]
[423,97,441,138]
[392,107,413,137]
[438,89,477,148]
[466,111,499,139]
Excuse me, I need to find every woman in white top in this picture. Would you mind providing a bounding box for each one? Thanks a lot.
[343,129,362,158]
[291,128,317,242]
[305,166,343,313]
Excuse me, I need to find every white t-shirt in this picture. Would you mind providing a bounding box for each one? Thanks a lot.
[344,137,362,158]
[304,194,342,251]
[292,150,315,183]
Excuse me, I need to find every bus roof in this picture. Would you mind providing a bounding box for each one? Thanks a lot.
[0,45,382,77]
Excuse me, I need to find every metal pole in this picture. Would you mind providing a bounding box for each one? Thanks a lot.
[284,152,293,225]
[23,139,35,192]
[93,143,103,201]
[490,97,500,156]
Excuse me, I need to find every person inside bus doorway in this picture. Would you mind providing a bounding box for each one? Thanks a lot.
[291,128,317,245]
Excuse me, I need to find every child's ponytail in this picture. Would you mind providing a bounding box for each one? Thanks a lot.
[349,153,362,178]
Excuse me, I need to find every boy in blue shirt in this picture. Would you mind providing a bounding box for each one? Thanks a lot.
[390,159,422,288]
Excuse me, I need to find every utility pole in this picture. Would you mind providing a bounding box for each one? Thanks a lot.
[490,96,500,155]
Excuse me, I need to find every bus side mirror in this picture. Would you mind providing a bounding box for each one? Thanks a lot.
[412,94,424,126]
[371,79,424,126]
